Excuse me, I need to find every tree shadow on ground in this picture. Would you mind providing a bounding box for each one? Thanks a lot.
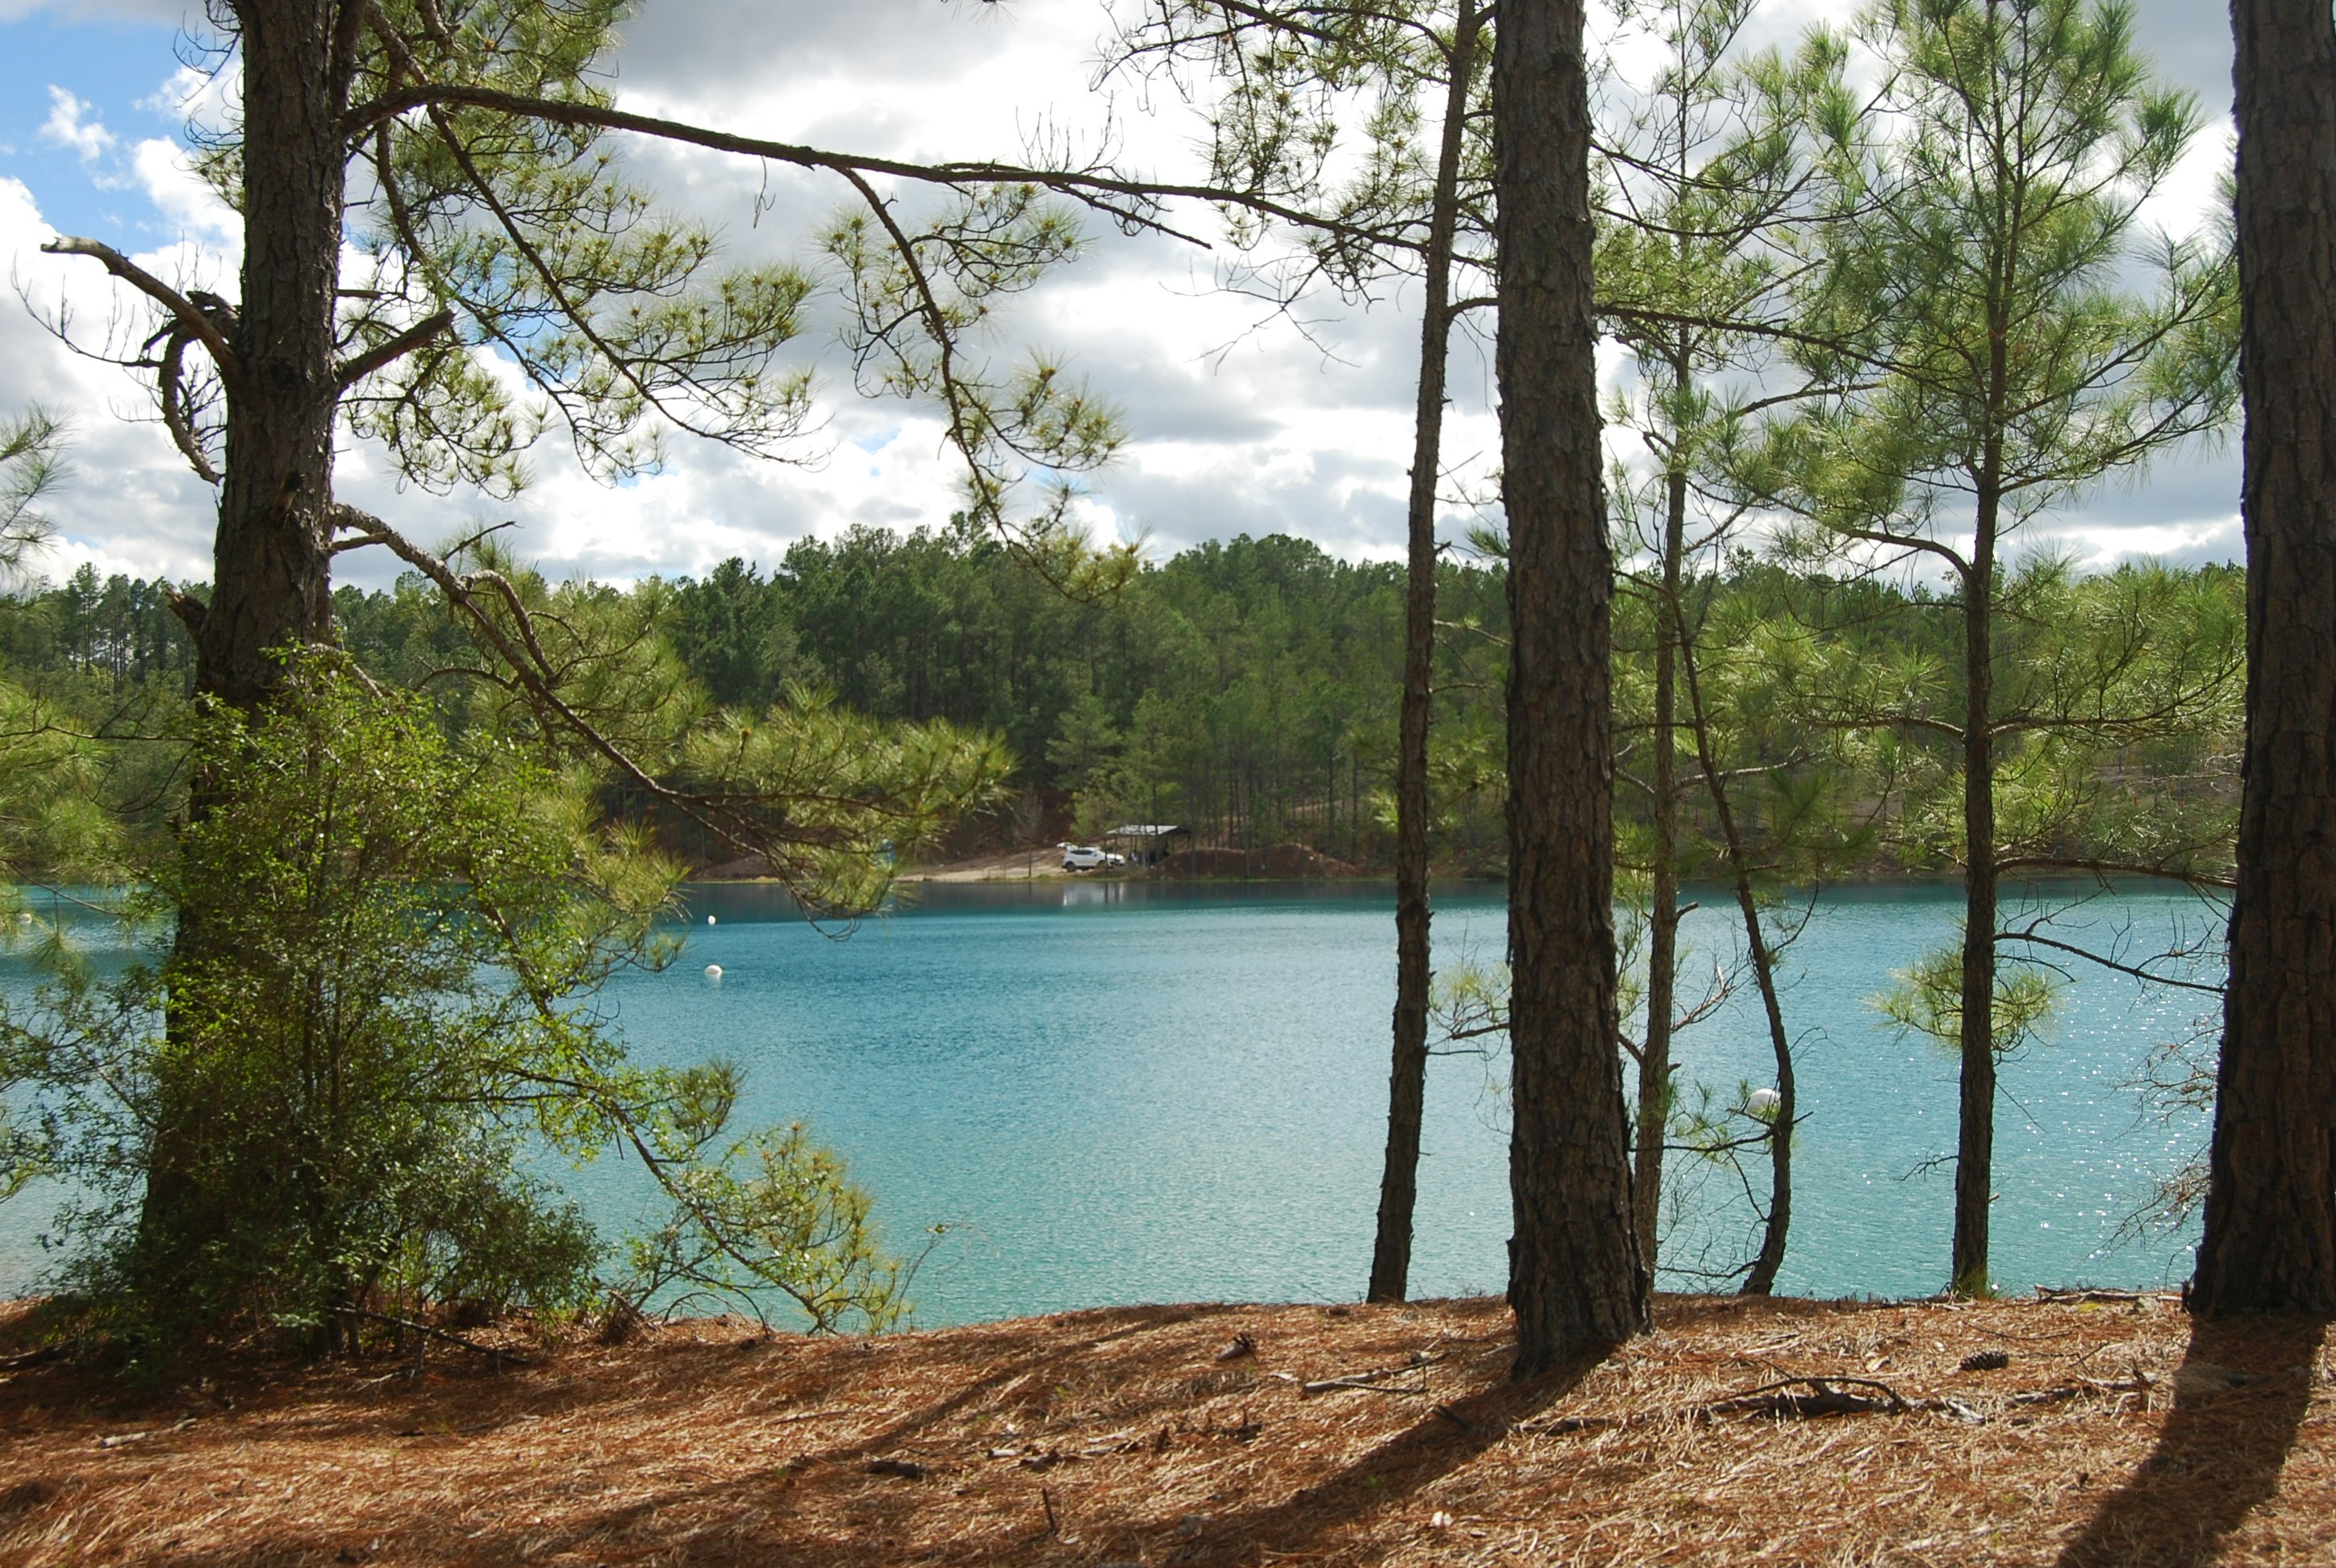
[1133,1343,1602,1566]
[0,1300,1712,1567]
[313,1303,1535,1568]
[2056,1313,2326,1568]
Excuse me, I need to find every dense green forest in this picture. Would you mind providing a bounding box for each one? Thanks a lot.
[0,536,2242,886]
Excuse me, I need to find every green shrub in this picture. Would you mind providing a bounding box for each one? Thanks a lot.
[4,655,905,1354]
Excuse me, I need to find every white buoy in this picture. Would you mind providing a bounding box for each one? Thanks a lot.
[704,963,724,981]
[707,914,717,925]
[1747,1087,1783,1115]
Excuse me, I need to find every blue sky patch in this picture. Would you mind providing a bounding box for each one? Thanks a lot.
[0,11,190,243]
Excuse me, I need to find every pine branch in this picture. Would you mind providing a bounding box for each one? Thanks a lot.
[340,85,1412,256]
[40,238,240,386]
[336,307,454,389]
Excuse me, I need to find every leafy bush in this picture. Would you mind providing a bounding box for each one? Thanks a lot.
[2,655,906,1353]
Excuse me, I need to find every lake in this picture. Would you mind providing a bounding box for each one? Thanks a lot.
[0,878,2220,1322]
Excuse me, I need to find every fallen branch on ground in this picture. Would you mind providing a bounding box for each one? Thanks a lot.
[1304,1374,1433,1397]
[1529,1367,2159,1437]
[1300,1353,1446,1397]
[2005,1375,2155,1408]
[1529,1375,1912,1434]
[0,1338,81,1370]
[1704,1377,1913,1418]
[327,1307,536,1368]
[2034,1287,2176,1305]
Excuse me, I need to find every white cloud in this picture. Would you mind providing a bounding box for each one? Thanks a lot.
[38,85,115,163]
[2139,122,2236,244]
[129,135,237,253]
[136,64,211,119]
[1,0,2242,590]
[2045,517,2245,572]
[0,177,219,586]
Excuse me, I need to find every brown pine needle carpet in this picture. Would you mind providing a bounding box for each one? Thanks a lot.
[0,1291,2327,1566]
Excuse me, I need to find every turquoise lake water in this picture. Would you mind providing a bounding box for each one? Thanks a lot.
[0,878,2221,1320]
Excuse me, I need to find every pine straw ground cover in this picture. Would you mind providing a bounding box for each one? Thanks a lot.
[0,1292,2329,1567]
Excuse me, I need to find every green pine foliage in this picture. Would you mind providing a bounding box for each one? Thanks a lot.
[13,659,647,1345]
[0,657,907,1353]
[0,536,2246,887]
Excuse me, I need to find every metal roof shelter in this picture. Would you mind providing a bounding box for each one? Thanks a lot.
[1102,824,1193,864]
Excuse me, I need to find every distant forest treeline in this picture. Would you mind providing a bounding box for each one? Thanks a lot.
[0,529,2243,881]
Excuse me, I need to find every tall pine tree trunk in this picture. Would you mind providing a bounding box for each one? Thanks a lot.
[1633,457,1687,1265]
[1370,0,1480,1306]
[1951,508,1999,1297]
[203,0,347,704]
[2191,0,2336,1318]
[139,0,351,1281]
[1497,0,1650,1377]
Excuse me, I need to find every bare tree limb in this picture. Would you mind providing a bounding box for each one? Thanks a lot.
[40,238,240,383]
[336,307,454,389]
[1996,924,2227,995]
[156,327,223,484]
[165,586,206,640]
[340,85,1408,255]
[325,1306,534,1367]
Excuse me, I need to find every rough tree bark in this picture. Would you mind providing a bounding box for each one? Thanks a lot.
[136,0,357,1284]
[1370,0,1481,1306]
[198,0,349,707]
[1496,0,1650,1377]
[2191,0,2336,1319]
[1951,494,2000,1297]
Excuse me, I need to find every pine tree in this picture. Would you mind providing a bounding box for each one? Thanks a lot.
[1745,0,2231,1295]
[1498,0,1650,1375]
[1104,0,1496,1300]
[38,0,1135,1292]
[2191,0,2336,1318]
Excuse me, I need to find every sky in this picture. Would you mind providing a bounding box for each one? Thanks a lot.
[0,0,2245,592]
